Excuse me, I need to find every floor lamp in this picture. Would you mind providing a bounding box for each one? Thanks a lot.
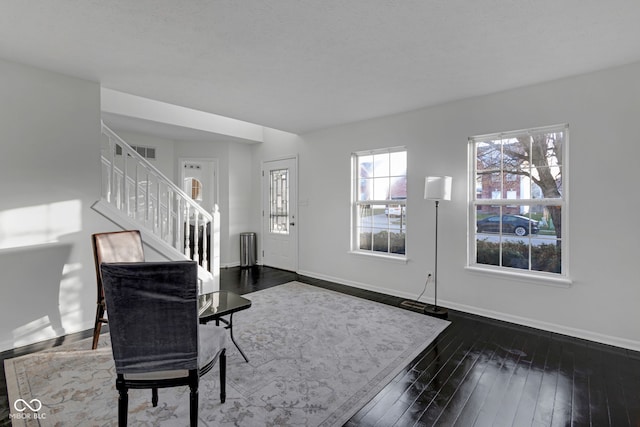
[423,176,452,319]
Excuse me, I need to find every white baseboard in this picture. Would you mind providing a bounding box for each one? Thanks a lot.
[297,269,412,299]
[222,261,265,269]
[442,300,640,352]
[222,261,241,268]
[297,269,640,352]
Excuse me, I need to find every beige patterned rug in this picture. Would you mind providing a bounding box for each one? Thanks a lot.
[5,282,449,426]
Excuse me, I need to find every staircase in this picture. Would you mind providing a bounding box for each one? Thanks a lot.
[92,122,219,293]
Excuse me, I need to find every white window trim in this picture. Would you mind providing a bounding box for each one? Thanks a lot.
[467,124,570,284]
[464,265,572,287]
[348,249,409,263]
[350,146,407,260]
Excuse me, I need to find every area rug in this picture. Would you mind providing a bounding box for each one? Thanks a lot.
[5,282,449,426]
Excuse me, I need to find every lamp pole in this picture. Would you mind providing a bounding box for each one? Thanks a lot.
[433,200,439,311]
[424,198,447,318]
[423,175,451,319]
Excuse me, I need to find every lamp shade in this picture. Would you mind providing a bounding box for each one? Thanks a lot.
[424,176,452,201]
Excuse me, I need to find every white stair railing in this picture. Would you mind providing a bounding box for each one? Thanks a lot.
[100,122,213,271]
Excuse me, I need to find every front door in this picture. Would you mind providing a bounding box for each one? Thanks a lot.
[262,157,298,271]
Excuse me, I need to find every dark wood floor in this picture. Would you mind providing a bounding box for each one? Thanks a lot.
[2,266,640,426]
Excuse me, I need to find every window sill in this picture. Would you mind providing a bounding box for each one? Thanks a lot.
[349,250,408,264]
[465,265,572,288]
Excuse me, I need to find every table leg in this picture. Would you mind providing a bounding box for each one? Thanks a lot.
[227,313,249,363]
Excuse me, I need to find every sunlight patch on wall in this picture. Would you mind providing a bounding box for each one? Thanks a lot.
[59,262,84,327]
[0,200,82,249]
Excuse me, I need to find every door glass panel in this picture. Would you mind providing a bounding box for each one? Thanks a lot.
[184,177,203,201]
[269,169,289,234]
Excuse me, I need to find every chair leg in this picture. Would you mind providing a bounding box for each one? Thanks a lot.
[152,388,158,407]
[116,377,128,427]
[189,371,199,427]
[92,303,105,350]
[220,349,226,403]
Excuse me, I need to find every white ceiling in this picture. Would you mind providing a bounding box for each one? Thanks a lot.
[2,0,640,135]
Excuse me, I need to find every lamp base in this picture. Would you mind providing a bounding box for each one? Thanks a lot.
[423,305,448,319]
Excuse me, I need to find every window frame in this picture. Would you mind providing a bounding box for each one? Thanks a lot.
[351,146,408,261]
[467,124,571,284]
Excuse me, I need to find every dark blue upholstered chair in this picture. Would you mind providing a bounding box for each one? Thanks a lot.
[101,260,226,426]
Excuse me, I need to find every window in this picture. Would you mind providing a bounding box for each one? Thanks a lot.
[469,124,568,280]
[352,147,407,257]
[269,169,290,234]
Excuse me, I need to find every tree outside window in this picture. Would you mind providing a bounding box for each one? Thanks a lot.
[352,148,407,257]
[470,124,568,277]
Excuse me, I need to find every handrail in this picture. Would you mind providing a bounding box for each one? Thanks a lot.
[101,123,213,222]
[100,122,214,271]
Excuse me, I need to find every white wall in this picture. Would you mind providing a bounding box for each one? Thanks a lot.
[288,62,640,350]
[227,142,254,262]
[0,59,112,352]
[2,55,639,353]
[0,58,257,350]
[102,88,266,143]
